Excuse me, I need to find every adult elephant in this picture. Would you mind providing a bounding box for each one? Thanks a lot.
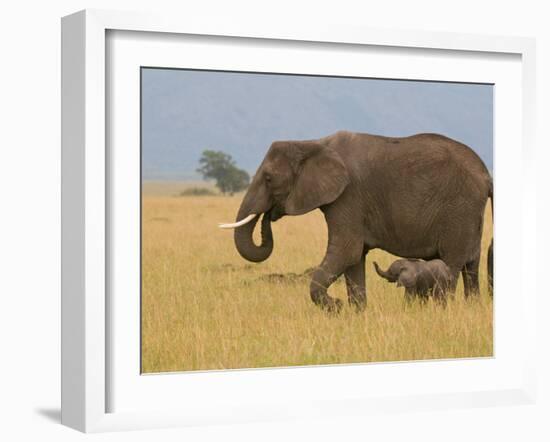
[219,131,493,313]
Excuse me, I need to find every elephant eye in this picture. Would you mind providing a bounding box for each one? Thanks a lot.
[264,174,272,184]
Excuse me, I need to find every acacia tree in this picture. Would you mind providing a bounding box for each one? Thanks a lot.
[196,150,250,195]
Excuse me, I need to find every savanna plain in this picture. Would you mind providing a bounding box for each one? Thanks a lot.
[141,181,493,373]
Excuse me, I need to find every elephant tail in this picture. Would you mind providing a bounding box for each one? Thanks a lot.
[487,180,493,294]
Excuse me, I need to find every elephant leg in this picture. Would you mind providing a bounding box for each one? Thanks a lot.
[462,252,481,298]
[404,288,416,304]
[440,247,469,299]
[432,285,447,306]
[344,254,366,312]
[438,265,460,301]
[310,252,357,314]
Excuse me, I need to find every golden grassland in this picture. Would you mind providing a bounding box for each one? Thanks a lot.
[141,185,493,373]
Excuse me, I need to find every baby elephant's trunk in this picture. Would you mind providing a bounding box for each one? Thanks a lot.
[373,261,395,282]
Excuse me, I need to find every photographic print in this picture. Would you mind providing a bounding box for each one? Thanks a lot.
[141,68,493,373]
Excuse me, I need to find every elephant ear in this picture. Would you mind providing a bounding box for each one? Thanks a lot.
[397,268,417,289]
[285,142,350,215]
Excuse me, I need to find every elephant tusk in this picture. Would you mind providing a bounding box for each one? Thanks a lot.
[218,214,257,229]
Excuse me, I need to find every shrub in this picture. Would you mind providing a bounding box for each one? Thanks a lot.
[178,187,217,197]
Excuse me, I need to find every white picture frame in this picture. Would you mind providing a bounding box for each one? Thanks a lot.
[61,9,537,433]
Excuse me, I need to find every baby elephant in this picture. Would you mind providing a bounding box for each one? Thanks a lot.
[373,259,452,303]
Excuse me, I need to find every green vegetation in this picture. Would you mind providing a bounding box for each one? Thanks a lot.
[197,150,250,195]
[179,187,217,196]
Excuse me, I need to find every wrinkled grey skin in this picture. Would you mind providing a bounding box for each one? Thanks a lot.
[373,259,452,302]
[232,131,493,313]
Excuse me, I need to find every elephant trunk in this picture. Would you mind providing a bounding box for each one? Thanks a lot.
[233,207,273,263]
[373,261,395,282]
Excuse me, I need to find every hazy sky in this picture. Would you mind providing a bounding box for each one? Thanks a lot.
[141,68,493,179]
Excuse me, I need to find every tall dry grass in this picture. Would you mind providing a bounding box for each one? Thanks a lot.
[141,189,493,373]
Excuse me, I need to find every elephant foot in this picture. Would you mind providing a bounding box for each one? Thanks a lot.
[312,294,343,315]
[430,295,447,308]
[432,288,448,306]
[349,298,366,313]
[326,298,343,315]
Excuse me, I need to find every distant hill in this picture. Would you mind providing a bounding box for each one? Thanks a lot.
[141,69,493,180]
